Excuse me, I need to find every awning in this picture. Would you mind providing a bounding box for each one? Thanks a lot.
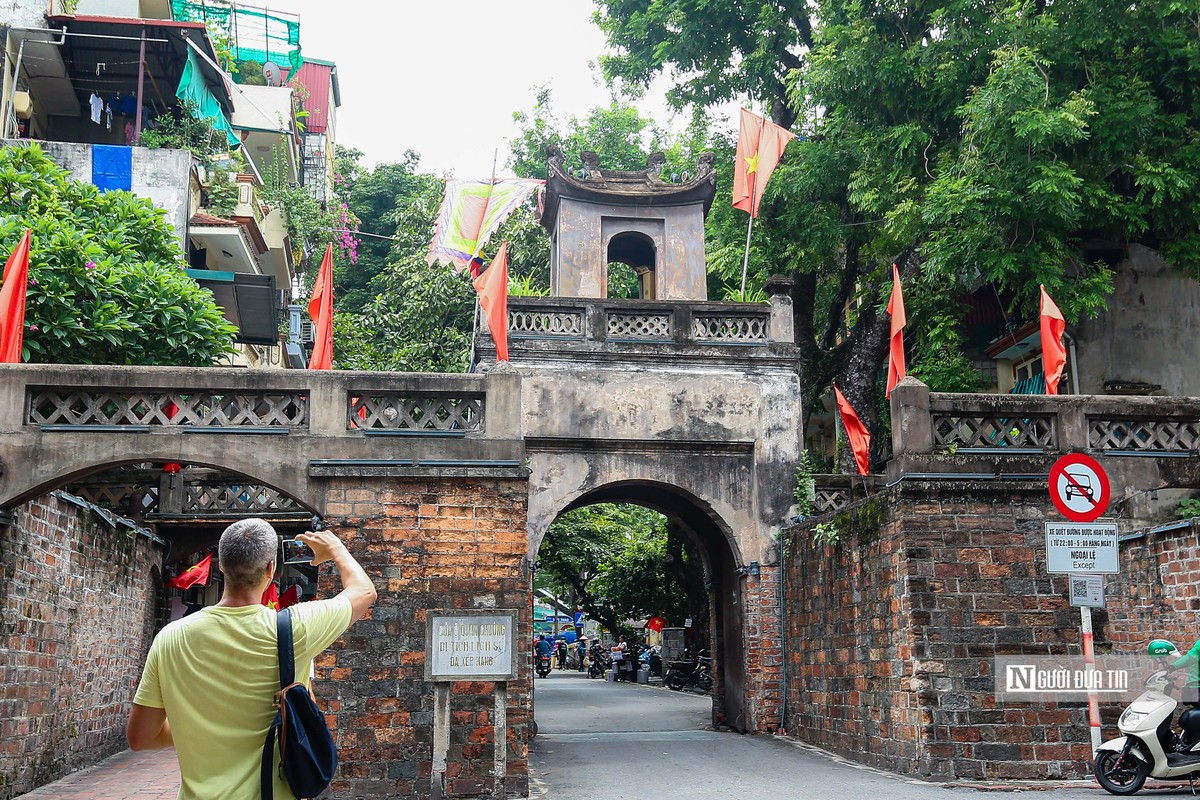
[185,268,279,346]
[188,212,261,274]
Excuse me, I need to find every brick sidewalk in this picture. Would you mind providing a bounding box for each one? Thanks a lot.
[17,747,180,799]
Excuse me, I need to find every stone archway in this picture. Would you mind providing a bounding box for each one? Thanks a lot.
[533,478,751,729]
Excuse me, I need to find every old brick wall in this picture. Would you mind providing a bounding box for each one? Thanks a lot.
[1102,519,1200,654]
[784,485,1100,781]
[783,494,921,773]
[0,492,164,799]
[314,475,530,800]
[743,565,783,732]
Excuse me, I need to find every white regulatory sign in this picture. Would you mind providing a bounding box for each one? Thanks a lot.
[1069,573,1106,608]
[1045,522,1119,574]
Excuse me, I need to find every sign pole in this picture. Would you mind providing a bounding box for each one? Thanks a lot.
[1080,604,1102,755]
[493,682,507,800]
[432,682,451,800]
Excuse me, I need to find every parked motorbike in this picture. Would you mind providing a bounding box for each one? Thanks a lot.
[536,653,552,679]
[1095,639,1200,795]
[588,646,610,678]
[665,648,712,691]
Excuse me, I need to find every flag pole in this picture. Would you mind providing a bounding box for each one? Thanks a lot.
[739,105,769,301]
[467,148,500,372]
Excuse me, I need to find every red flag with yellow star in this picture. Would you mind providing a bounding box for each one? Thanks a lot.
[261,581,279,610]
[167,553,212,590]
[733,108,795,218]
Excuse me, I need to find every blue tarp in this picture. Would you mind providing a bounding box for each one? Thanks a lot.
[91,145,132,193]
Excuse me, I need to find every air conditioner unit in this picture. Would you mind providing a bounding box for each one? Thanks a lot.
[13,91,32,120]
[299,320,316,345]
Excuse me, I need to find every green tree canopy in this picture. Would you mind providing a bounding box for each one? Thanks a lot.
[0,143,235,365]
[595,0,1200,468]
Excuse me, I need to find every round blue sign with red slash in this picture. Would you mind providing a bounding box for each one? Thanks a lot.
[1049,453,1111,522]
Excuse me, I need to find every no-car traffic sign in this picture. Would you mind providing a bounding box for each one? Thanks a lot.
[1049,453,1111,522]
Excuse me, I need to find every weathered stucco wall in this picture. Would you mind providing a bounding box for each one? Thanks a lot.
[1074,244,1200,395]
[552,199,708,300]
[17,140,191,247]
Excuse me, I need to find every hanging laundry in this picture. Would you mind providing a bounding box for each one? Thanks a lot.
[88,92,103,124]
[120,94,137,115]
[105,105,113,130]
[125,120,135,146]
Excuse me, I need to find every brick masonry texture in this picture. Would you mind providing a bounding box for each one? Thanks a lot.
[0,493,164,799]
[783,484,1123,781]
[315,476,530,800]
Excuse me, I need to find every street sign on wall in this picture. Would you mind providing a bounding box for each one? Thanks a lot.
[1049,453,1111,522]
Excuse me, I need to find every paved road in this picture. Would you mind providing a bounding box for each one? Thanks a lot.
[530,671,1109,799]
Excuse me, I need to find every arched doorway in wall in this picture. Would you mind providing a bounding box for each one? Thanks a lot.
[0,459,317,795]
[530,480,748,731]
[606,231,657,299]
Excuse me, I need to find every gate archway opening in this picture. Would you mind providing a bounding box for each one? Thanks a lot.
[531,480,749,731]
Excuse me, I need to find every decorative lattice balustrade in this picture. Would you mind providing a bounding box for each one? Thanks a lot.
[495,298,784,351]
[931,413,1057,450]
[815,486,849,513]
[692,314,769,343]
[509,308,583,338]
[607,311,672,339]
[183,483,304,514]
[348,392,484,433]
[67,485,156,514]
[890,383,1200,483]
[1089,418,1200,452]
[28,389,307,428]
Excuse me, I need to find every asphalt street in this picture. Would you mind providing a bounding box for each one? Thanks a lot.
[529,670,1111,799]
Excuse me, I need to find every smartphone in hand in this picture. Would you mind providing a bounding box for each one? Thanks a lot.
[281,538,314,565]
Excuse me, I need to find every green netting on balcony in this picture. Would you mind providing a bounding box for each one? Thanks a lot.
[171,0,303,73]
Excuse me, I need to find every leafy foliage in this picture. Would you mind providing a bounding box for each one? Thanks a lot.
[0,144,235,365]
[596,0,1200,471]
[537,503,707,638]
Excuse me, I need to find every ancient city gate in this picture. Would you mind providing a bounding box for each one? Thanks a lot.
[0,154,802,798]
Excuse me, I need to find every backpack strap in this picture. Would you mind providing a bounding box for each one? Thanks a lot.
[261,609,295,800]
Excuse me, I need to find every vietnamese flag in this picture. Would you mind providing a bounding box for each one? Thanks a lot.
[1039,285,1067,395]
[261,581,279,610]
[0,230,32,363]
[886,264,907,398]
[167,552,212,590]
[732,109,795,218]
[834,384,872,476]
[473,241,509,362]
[307,243,334,370]
[278,584,301,611]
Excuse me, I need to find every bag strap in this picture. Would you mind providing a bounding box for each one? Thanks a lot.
[261,609,295,800]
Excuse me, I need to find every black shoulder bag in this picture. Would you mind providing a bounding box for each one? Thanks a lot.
[261,607,338,799]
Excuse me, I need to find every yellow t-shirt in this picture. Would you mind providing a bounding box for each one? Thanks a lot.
[133,597,352,800]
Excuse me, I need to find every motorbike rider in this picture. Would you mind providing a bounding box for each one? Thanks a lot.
[535,634,552,658]
[1169,638,1200,749]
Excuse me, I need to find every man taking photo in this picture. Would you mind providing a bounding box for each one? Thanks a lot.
[127,518,377,799]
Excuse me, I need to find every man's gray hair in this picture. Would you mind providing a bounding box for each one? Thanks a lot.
[218,518,277,588]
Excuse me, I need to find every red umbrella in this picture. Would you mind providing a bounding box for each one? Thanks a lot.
[0,230,32,363]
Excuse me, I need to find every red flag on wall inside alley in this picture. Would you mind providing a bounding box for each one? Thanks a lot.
[307,243,335,370]
[732,109,796,218]
[167,552,213,590]
[1039,285,1067,395]
[886,264,907,398]
[834,384,872,476]
[0,230,33,363]
[473,241,509,362]
[261,581,279,610]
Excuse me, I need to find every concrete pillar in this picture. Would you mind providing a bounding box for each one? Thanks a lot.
[483,363,522,440]
[0,366,26,433]
[890,376,932,456]
[1057,402,1088,452]
[765,275,794,343]
[308,374,344,437]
